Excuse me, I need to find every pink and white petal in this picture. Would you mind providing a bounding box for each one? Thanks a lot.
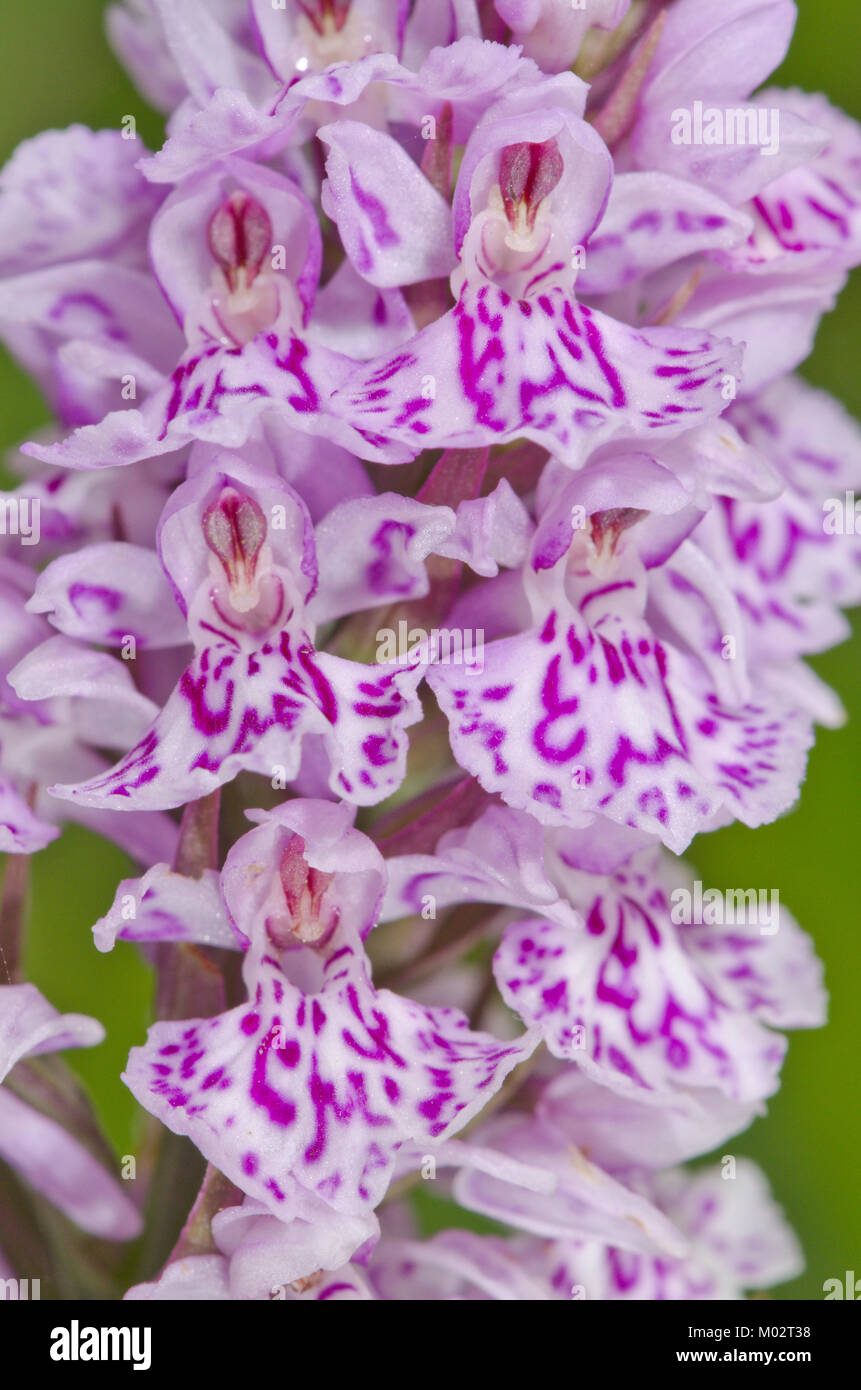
[581,172,753,296]
[451,77,600,252]
[310,650,426,804]
[0,1089,141,1240]
[55,337,167,399]
[684,909,827,1031]
[419,1135,557,1194]
[630,0,810,206]
[151,157,320,329]
[310,494,456,625]
[27,543,187,649]
[402,0,481,70]
[669,674,813,841]
[696,504,851,672]
[249,0,406,83]
[440,481,533,576]
[241,418,374,524]
[761,661,845,730]
[678,264,845,395]
[124,1255,231,1301]
[24,332,414,472]
[728,376,861,606]
[0,982,104,1080]
[653,1160,803,1290]
[641,0,796,106]
[284,1265,375,1300]
[79,40,537,203]
[334,285,743,467]
[148,0,269,107]
[548,819,659,877]
[123,954,536,1220]
[179,333,377,463]
[371,1230,551,1300]
[48,639,422,812]
[737,87,861,270]
[44,650,261,812]
[311,483,527,618]
[11,736,173,871]
[538,1070,760,1171]
[270,51,405,121]
[93,864,237,954]
[141,88,286,185]
[495,0,630,74]
[646,539,751,707]
[106,2,186,112]
[0,127,164,276]
[0,776,60,854]
[634,104,826,206]
[0,715,175,864]
[532,451,692,573]
[320,121,456,288]
[651,418,782,507]
[381,803,583,929]
[494,911,786,1102]
[429,614,812,852]
[401,38,548,142]
[9,636,162,751]
[212,1196,379,1297]
[0,261,183,380]
[452,1116,687,1255]
[158,453,317,616]
[527,1232,730,1301]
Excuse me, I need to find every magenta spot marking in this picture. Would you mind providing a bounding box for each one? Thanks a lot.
[349,168,401,248]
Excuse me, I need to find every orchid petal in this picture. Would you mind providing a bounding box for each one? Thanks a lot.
[453,1115,688,1254]
[335,286,743,467]
[580,172,753,296]
[93,864,238,953]
[0,982,105,1083]
[47,641,423,812]
[27,543,187,649]
[429,612,812,852]
[123,949,535,1219]
[0,1089,141,1240]
[320,121,456,287]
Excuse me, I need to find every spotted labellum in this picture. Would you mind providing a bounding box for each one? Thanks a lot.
[0,0,858,1306]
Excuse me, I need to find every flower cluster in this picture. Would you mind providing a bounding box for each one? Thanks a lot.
[1,0,859,1301]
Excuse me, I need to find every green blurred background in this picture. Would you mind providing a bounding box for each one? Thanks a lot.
[0,0,857,1299]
